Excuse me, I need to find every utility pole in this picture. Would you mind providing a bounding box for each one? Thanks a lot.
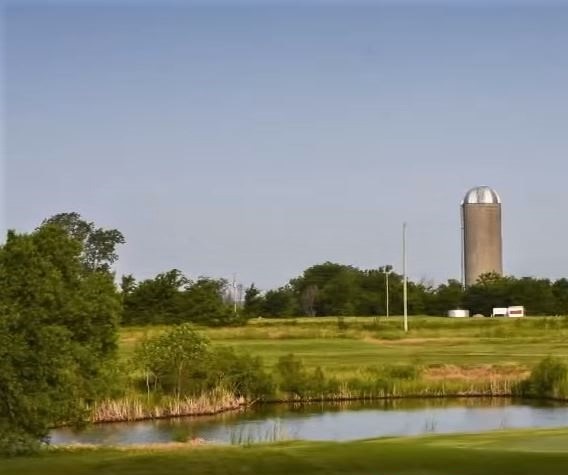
[232,273,237,314]
[383,266,391,318]
[402,222,408,332]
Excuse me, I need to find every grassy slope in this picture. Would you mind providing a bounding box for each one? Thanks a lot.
[4,428,568,475]
[119,317,568,376]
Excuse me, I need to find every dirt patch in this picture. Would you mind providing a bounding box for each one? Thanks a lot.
[362,336,472,346]
[424,364,529,382]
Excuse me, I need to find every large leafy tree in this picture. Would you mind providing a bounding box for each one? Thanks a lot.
[41,212,125,272]
[122,269,188,325]
[243,284,263,317]
[262,286,297,317]
[0,222,122,452]
[123,272,241,326]
[179,278,238,326]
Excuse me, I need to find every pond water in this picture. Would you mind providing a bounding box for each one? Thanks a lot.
[50,398,568,445]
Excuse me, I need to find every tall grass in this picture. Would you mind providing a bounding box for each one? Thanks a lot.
[269,358,516,402]
[90,389,244,423]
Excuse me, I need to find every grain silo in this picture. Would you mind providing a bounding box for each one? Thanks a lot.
[461,186,503,287]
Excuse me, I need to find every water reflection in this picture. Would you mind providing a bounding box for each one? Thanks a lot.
[50,398,568,445]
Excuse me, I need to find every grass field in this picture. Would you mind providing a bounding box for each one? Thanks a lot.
[119,316,568,381]
[5,427,568,475]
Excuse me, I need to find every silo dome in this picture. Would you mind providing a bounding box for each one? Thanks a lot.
[462,186,501,205]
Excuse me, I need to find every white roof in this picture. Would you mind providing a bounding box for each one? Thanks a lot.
[462,186,501,205]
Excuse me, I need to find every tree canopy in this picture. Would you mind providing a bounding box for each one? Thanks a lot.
[242,263,568,318]
[0,218,122,453]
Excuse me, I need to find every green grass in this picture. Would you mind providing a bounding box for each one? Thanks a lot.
[5,427,568,474]
[113,317,568,405]
[119,316,568,374]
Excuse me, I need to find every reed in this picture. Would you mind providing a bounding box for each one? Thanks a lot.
[266,378,515,402]
[89,389,245,423]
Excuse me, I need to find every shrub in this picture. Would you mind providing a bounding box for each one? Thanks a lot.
[0,427,43,457]
[275,354,309,398]
[135,323,211,397]
[209,347,274,399]
[274,355,339,398]
[516,356,568,398]
[383,364,422,380]
[309,366,327,396]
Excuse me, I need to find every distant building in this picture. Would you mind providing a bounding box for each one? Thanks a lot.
[491,306,525,318]
[461,186,503,287]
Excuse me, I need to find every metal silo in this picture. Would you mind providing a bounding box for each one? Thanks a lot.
[461,186,503,287]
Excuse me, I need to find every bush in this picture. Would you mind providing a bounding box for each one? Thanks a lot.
[309,367,327,396]
[135,324,211,397]
[0,428,43,457]
[209,347,274,399]
[383,364,422,380]
[517,356,568,398]
[135,325,274,400]
[274,355,337,398]
[275,354,309,398]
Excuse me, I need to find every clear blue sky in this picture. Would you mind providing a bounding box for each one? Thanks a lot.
[4,0,568,289]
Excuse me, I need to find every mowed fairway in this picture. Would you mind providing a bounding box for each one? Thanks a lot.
[5,427,568,475]
[119,316,568,378]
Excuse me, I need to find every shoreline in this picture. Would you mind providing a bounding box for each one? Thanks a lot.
[84,390,558,426]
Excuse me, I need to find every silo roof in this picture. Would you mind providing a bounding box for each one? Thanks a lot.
[462,186,501,205]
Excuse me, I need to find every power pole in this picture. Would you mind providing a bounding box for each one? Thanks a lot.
[402,222,408,332]
[232,273,237,314]
[383,266,391,318]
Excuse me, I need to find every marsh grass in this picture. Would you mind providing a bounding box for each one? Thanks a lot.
[90,389,244,423]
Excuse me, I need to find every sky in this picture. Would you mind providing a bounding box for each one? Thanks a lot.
[3,0,568,289]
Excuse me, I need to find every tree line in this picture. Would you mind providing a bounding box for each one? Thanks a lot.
[241,262,568,318]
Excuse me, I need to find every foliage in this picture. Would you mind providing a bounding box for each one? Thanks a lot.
[275,354,309,398]
[0,220,122,453]
[243,284,263,317]
[136,324,211,397]
[123,273,243,326]
[41,212,125,272]
[274,354,335,398]
[208,347,274,399]
[180,278,241,326]
[240,262,568,317]
[382,364,422,381]
[0,313,82,454]
[261,287,297,317]
[122,270,188,325]
[516,357,568,398]
[134,324,270,400]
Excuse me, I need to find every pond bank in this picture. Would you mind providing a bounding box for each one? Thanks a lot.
[20,428,568,475]
[52,398,568,446]
[88,378,518,424]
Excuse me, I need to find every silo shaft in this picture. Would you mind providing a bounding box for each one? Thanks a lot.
[462,203,502,286]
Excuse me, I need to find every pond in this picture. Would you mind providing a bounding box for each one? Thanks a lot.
[50,398,568,445]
